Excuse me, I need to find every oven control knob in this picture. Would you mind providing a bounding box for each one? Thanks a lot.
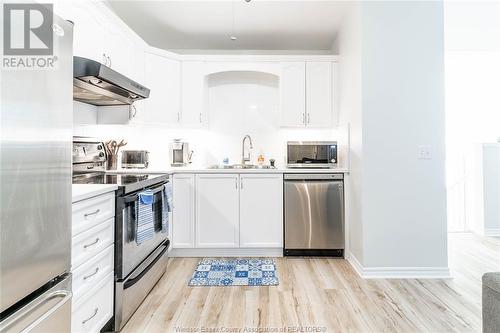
[97,144,103,150]
[99,152,105,157]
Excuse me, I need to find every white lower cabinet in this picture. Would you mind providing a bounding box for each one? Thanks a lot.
[71,192,115,333]
[239,174,283,248]
[72,245,114,301]
[172,173,283,250]
[172,174,196,248]
[196,174,240,248]
[71,271,114,333]
[72,218,114,269]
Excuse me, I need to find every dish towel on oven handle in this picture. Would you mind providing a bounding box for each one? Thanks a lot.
[161,182,173,234]
[136,190,155,245]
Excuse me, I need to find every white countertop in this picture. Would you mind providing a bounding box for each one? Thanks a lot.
[72,184,118,203]
[107,165,349,175]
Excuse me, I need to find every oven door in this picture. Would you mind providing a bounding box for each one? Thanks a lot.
[115,182,169,279]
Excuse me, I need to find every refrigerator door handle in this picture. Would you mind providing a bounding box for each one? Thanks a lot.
[0,288,72,333]
[22,291,72,332]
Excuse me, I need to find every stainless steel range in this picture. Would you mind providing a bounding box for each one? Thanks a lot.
[72,137,170,331]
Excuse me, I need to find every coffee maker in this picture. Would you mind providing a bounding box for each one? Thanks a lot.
[170,139,192,166]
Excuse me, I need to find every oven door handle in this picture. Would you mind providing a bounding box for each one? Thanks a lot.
[123,240,169,290]
[123,183,167,203]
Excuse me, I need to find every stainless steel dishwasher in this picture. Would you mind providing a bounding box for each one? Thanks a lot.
[284,174,344,256]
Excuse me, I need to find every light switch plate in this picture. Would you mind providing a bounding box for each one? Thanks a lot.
[417,145,432,159]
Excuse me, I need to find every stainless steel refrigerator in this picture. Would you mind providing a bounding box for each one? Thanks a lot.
[0,13,73,333]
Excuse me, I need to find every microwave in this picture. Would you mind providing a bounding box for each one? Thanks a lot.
[121,150,150,169]
[287,141,337,168]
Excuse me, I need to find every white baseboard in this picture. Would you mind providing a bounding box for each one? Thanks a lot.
[170,248,283,258]
[346,251,452,279]
[484,228,500,237]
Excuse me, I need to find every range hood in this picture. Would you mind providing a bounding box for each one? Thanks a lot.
[73,56,150,106]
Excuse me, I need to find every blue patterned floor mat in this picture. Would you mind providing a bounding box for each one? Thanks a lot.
[188,258,279,286]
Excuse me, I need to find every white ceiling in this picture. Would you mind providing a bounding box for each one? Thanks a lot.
[107,0,350,52]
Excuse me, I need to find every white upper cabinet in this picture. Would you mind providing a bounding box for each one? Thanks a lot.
[280,62,306,127]
[195,174,239,248]
[139,52,181,125]
[239,174,283,248]
[54,1,106,64]
[54,1,137,80]
[280,61,336,128]
[181,62,207,127]
[172,174,196,248]
[105,32,133,77]
[306,62,334,127]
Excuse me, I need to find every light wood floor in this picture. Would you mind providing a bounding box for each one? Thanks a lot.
[122,233,500,333]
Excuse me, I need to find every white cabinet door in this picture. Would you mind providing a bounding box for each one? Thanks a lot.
[181,61,206,127]
[305,62,333,127]
[196,174,239,248]
[172,174,196,248]
[105,33,132,77]
[140,52,181,125]
[55,1,107,64]
[280,62,306,127]
[239,174,283,248]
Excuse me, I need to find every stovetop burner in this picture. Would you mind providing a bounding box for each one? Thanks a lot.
[73,173,150,185]
[73,172,169,195]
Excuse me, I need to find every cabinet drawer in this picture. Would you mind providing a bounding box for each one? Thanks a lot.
[72,271,113,333]
[72,218,114,269]
[72,245,114,302]
[72,192,115,236]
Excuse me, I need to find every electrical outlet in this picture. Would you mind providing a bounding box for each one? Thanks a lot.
[417,145,432,159]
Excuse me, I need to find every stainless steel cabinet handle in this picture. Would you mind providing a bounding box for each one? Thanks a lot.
[107,56,112,68]
[84,209,100,218]
[82,307,98,325]
[83,267,99,280]
[240,178,243,189]
[199,113,202,123]
[102,53,107,65]
[83,237,99,249]
[307,113,310,124]
[302,113,305,124]
[129,104,137,119]
[235,178,238,189]
[177,112,180,122]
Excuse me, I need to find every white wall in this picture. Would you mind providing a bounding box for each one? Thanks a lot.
[337,1,448,272]
[361,1,447,269]
[335,2,364,264]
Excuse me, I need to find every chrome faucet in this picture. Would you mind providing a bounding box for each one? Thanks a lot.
[241,134,254,165]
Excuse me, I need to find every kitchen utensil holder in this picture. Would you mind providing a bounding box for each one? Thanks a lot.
[107,155,118,170]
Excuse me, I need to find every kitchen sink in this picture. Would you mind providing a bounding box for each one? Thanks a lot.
[207,164,274,169]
